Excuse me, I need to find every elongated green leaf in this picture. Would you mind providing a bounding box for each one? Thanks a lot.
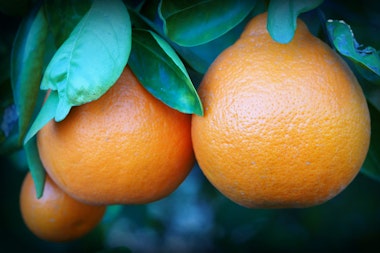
[267,0,323,44]
[361,102,380,182]
[129,29,203,115]
[43,0,91,47]
[41,0,131,122]
[160,0,256,47]
[173,16,248,74]
[164,2,266,73]
[24,91,57,145]
[22,90,53,195]
[11,5,48,144]
[326,20,380,84]
[24,137,46,198]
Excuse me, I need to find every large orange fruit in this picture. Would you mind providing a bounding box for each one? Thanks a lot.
[191,12,371,208]
[37,66,194,205]
[20,172,106,242]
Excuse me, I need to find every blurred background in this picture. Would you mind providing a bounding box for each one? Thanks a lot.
[1,150,380,253]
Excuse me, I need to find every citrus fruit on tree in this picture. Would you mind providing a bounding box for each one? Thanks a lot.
[20,172,106,242]
[37,66,194,205]
[191,12,371,209]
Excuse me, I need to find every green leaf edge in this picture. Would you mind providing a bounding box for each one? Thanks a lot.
[326,19,380,83]
[151,30,204,115]
[10,4,48,145]
[24,137,46,198]
[130,29,203,116]
[24,91,57,145]
[160,0,256,47]
[23,91,57,197]
[40,0,132,122]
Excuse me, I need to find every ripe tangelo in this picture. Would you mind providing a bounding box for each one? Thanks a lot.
[191,12,371,208]
[37,66,194,205]
[20,172,106,242]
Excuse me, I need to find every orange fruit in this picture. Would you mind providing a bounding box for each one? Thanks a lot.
[191,12,371,208]
[37,66,194,205]
[20,172,106,242]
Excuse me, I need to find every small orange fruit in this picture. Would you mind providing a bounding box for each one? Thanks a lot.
[20,172,106,242]
[37,66,194,205]
[191,12,371,208]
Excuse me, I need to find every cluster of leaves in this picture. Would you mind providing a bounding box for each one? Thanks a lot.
[0,0,379,196]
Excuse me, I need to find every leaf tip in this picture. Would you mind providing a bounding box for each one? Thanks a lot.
[55,98,72,122]
[193,103,204,116]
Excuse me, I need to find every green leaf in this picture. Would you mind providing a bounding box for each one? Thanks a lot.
[41,0,131,122]
[326,19,380,84]
[24,137,46,198]
[10,5,48,144]
[160,0,256,47]
[267,0,323,44]
[24,91,57,145]
[129,29,203,115]
[173,12,251,74]
[43,0,91,47]
[361,102,380,182]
